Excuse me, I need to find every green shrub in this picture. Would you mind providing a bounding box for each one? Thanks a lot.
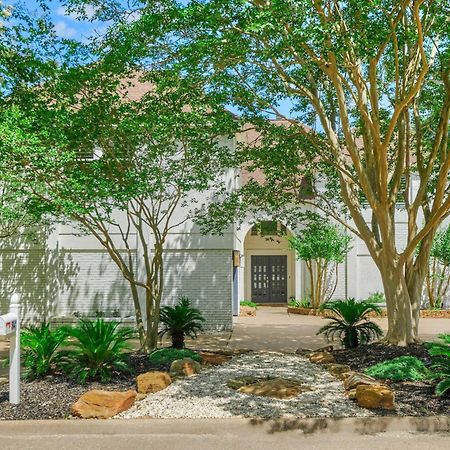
[366,291,385,304]
[317,298,383,349]
[365,356,429,382]
[288,298,311,308]
[149,348,201,365]
[58,318,134,383]
[426,334,450,396]
[159,296,205,349]
[20,323,67,381]
[240,300,258,308]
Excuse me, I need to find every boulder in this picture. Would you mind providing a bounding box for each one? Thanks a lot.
[170,358,201,377]
[340,371,356,381]
[324,363,352,378]
[136,371,172,394]
[240,306,256,317]
[71,390,136,419]
[199,351,232,366]
[343,372,379,391]
[356,384,395,410]
[227,376,261,390]
[316,345,334,353]
[309,351,336,364]
[346,388,357,400]
[136,393,147,402]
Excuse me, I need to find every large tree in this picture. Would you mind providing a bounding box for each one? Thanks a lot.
[98,0,450,345]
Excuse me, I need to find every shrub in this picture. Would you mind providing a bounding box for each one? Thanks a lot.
[366,291,385,304]
[159,296,205,349]
[317,298,383,349]
[288,298,311,308]
[149,348,201,365]
[365,356,429,382]
[58,318,134,383]
[426,334,450,396]
[240,300,258,308]
[20,323,67,381]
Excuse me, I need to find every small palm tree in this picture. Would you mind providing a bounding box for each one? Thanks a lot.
[59,318,134,383]
[317,298,383,349]
[427,334,450,396]
[159,296,205,349]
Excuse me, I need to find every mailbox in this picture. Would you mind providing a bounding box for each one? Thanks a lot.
[0,313,18,336]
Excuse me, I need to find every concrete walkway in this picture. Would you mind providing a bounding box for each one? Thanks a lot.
[0,416,449,449]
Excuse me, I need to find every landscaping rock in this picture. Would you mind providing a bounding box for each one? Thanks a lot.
[227,376,313,400]
[356,384,395,410]
[346,389,357,400]
[324,363,352,378]
[136,371,172,394]
[170,358,201,377]
[199,351,232,366]
[309,351,336,364]
[136,393,147,402]
[340,371,356,381]
[344,372,378,391]
[240,306,256,317]
[316,345,334,353]
[0,377,8,386]
[71,390,136,419]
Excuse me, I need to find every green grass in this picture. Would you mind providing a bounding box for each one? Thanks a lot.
[365,356,429,382]
[149,348,201,365]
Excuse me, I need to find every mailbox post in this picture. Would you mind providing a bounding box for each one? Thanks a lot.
[0,293,20,404]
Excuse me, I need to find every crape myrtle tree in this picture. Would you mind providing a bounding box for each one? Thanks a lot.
[288,215,351,309]
[91,0,450,345]
[4,64,238,352]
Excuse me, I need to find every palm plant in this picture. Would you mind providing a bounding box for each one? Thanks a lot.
[58,318,134,383]
[317,298,383,349]
[20,323,67,380]
[159,296,205,349]
[426,334,450,396]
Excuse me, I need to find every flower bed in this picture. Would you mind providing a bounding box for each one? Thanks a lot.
[288,307,450,318]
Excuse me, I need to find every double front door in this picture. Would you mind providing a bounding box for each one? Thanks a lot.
[251,255,288,303]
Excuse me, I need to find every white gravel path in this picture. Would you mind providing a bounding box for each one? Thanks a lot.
[119,352,374,419]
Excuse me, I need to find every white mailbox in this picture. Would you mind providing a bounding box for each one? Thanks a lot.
[0,313,18,336]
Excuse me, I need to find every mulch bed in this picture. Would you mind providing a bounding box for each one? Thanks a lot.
[0,353,167,420]
[333,343,450,416]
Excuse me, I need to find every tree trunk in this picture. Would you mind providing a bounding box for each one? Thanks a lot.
[379,262,415,345]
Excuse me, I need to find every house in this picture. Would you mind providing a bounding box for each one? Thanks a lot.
[0,81,416,331]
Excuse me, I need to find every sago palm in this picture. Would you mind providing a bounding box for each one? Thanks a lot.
[317,298,383,349]
[159,296,205,349]
[426,334,450,397]
[21,323,67,380]
[58,318,134,383]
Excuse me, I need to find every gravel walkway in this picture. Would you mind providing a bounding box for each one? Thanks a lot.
[120,352,373,419]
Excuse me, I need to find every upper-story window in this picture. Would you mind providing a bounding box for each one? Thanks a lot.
[251,221,287,237]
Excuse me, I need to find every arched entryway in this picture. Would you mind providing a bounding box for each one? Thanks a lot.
[242,221,298,304]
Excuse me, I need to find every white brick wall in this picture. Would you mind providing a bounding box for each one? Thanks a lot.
[162,249,233,331]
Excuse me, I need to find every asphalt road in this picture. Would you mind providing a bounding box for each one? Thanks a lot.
[0,417,449,450]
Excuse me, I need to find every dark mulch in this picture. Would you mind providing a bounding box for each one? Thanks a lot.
[0,353,167,420]
[333,343,450,416]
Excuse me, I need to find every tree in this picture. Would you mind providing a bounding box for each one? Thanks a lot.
[104,0,450,344]
[288,216,351,308]
[424,226,450,309]
[3,63,238,352]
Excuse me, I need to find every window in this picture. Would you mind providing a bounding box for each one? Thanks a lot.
[251,221,287,237]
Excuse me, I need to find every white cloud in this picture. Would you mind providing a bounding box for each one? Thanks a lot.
[56,5,97,21]
[54,20,77,38]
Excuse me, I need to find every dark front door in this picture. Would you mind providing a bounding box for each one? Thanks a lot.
[251,255,288,303]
